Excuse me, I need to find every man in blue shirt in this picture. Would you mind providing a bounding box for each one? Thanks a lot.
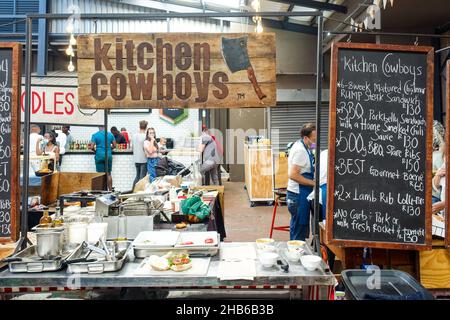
[89,126,116,190]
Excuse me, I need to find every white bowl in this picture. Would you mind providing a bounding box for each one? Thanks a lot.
[285,248,304,262]
[258,252,278,268]
[287,240,306,252]
[300,255,322,271]
[255,238,275,249]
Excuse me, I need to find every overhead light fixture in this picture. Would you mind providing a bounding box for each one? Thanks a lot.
[69,34,77,46]
[65,45,74,57]
[68,58,75,72]
[256,20,263,33]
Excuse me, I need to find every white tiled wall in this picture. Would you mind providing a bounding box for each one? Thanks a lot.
[60,153,136,192]
[69,109,201,148]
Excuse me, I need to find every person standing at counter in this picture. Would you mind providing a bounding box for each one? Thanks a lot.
[111,126,127,145]
[89,126,116,190]
[62,125,73,151]
[121,127,130,145]
[132,120,148,188]
[287,123,316,241]
[36,131,60,171]
[198,126,220,185]
[29,124,43,175]
[144,127,159,182]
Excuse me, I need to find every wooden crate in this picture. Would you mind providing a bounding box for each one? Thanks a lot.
[40,172,106,205]
[244,143,274,203]
[274,155,288,189]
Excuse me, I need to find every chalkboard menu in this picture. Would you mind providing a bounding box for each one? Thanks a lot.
[0,43,21,243]
[327,43,434,250]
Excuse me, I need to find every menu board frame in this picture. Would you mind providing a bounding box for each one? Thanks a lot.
[0,43,21,243]
[327,42,434,250]
[446,60,450,248]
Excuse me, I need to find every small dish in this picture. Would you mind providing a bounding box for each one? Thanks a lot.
[255,238,275,249]
[300,255,322,271]
[258,252,278,268]
[287,240,306,252]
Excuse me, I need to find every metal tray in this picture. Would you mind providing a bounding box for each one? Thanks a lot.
[133,234,220,258]
[6,246,72,273]
[66,240,132,274]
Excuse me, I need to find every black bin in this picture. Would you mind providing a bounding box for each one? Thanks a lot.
[342,269,434,300]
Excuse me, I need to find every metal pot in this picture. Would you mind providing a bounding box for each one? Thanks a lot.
[36,230,64,259]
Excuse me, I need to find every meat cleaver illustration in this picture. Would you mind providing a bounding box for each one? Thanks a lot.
[221,36,266,100]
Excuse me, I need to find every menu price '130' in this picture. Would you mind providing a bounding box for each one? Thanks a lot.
[328,43,433,249]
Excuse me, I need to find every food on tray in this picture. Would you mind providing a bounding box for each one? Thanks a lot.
[149,251,192,272]
[64,201,81,207]
[180,241,194,245]
[176,222,187,229]
[148,255,170,271]
[204,238,214,244]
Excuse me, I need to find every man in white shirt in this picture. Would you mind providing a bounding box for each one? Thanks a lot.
[287,123,316,241]
[29,124,43,175]
[132,120,148,189]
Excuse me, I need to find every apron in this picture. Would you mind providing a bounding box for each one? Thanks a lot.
[297,140,315,225]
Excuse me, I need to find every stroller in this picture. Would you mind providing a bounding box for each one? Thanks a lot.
[155,157,191,177]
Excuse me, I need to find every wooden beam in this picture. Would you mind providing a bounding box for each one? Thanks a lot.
[270,0,347,14]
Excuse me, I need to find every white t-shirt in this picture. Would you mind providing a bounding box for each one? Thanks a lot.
[55,130,67,154]
[287,140,312,194]
[319,149,328,186]
[132,133,147,163]
[29,132,43,154]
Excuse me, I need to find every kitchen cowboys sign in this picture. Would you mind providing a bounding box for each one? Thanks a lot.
[77,33,276,109]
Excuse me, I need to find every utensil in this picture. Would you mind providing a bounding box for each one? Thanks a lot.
[221,36,266,100]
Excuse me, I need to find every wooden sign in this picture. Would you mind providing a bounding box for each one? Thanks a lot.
[77,33,276,109]
[0,43,21,243]
[327,42,434,250]
[446,60,450,248]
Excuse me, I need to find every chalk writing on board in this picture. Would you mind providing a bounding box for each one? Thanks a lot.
[332,48,429,245]
[0,50,12,238]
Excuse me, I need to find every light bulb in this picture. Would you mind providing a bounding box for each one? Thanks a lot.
[65,45,74,57]
[69,34,77,46]
[256,22,263,34]
[66,21,74,34]
[68,60,75,72]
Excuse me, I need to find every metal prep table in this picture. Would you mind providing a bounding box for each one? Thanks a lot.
[0,242,336,300]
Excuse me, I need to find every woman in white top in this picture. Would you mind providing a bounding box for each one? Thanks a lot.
[432,143,446,214]
[36,131,60,171]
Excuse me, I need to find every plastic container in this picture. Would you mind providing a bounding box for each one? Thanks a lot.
[68,222,88,245]
[87,223,108,243]
[341,269,435,300]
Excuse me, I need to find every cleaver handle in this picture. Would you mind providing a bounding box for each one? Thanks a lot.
[247,66,266,100]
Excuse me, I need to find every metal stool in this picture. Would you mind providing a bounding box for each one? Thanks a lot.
[269,188,289,238]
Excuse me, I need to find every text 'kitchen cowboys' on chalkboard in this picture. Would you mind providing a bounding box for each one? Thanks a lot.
[0,43,21,243]
[327,43,434,250]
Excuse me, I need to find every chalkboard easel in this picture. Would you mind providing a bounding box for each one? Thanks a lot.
[326,42,434,250]
[0,43,21,243]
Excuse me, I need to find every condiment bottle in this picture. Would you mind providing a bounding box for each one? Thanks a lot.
[39,210,52,225]
[54,206,64,226]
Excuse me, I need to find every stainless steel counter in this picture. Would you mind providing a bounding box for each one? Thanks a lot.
[0,242,336,299]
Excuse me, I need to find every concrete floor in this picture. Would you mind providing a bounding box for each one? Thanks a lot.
[222,182,290,242]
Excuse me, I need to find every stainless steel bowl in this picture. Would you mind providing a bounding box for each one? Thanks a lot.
[36,231,64,259]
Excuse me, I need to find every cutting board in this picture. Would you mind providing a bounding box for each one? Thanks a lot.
[134,257,211,276]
